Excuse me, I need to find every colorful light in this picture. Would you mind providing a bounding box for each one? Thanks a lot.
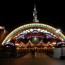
[2,23,65,45]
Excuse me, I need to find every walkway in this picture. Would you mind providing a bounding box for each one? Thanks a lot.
[0,52,65,65]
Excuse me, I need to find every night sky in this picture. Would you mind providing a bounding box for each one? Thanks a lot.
[0,0,65,34]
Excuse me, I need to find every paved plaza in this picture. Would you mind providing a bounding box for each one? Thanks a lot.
[0,52,65,65]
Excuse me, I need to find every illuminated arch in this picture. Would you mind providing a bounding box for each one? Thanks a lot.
[2,23,65,45]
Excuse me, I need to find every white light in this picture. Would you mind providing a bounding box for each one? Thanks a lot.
[38,28,41,31]
[20,32,23,34]
[41,30,44,32]
[44,30,47,33]
[34,37,37,41]
[33,4,39,23]
[30,29,33,32]
[23,31,26,34]
[52,42,56,44]
[15,43,19,46]
[27,30,30,33]
[34,29,37,30]
[56,29,61,33]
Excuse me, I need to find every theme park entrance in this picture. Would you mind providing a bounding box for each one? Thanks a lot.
[2,23,65,58]
[1,5,65,58]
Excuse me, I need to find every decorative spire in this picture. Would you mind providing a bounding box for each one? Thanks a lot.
[33,4,39,22]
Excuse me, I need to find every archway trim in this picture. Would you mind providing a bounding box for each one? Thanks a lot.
[2,23,65,45]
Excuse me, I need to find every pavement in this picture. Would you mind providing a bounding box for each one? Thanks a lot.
[0,52,65,65]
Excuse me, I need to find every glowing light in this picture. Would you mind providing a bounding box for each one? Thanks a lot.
[2,23,65,45]
[15,43,19,46]
[33,4,39,22]
[38,28,41,31]
[16,47,20,50]
[56,29,61,33]
[30,29,33,32]
[3,28,6,34]
[34,37,37,41]
[0,26,4,29]
[52,42,56,44]
[14,28,57,39]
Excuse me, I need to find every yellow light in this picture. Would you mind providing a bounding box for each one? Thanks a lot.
[15,43,19,46]
[2,23,65,45]
[16,47,19,50]
[34,37,37,41]
[52,42,56,45]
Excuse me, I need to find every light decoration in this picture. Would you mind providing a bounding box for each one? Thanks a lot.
[4,29,6,34]
[33,4,39,22]
[0,26,6,34]
[34,37,37,41]
[46,33,57,39]
[30,29,34,32]
[57,41,65,46]
[16,47,20,50]
[14,28,57,39]
[57,42,62,46]
[2,23,65,45]
[56,29,61,33]
[14,29,57,40]
[15,43,19,46]
[0,26,4,29]
[26,40,34,47]
[32,37,39,44]
[4,42,14,46]
[32,30,39,33]
[52,42,56,45]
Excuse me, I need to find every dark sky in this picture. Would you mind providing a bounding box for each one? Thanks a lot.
[0,0,65,34]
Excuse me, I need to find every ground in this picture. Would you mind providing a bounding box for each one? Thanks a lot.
[0,52,65,65]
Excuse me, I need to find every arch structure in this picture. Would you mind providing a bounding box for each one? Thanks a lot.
[2,23,65,45]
